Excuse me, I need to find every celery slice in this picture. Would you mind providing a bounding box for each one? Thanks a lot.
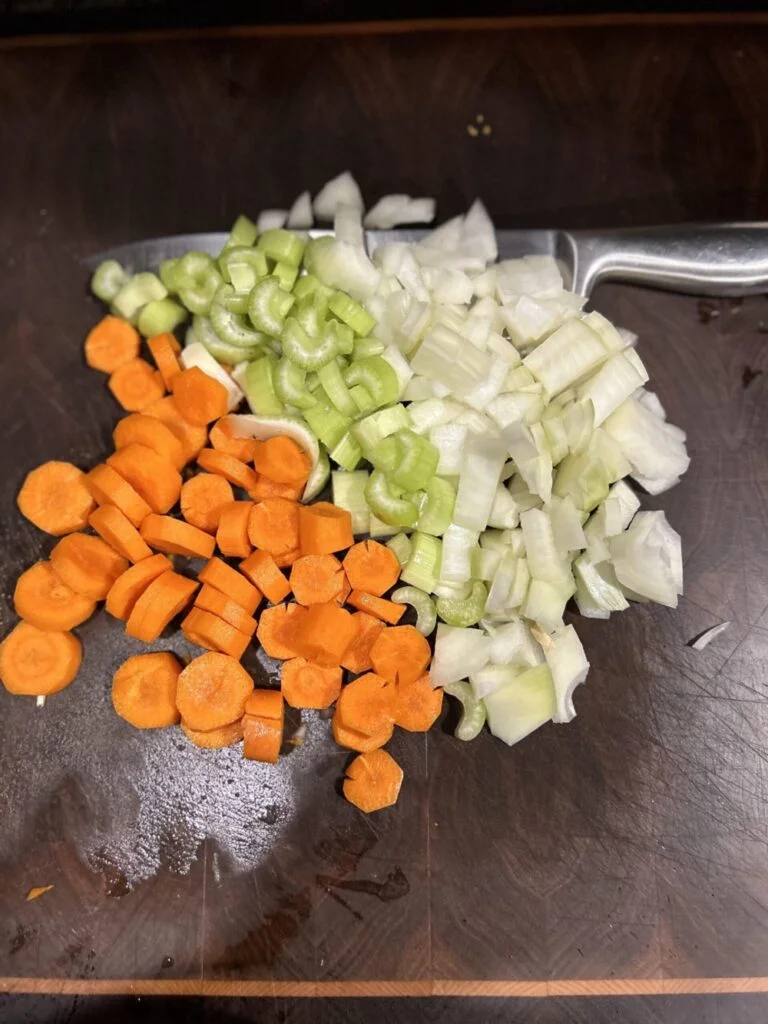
[392,586,437,636]
[91,259,128,304]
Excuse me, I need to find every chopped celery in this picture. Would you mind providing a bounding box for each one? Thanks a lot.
[282,317,338,370]
[257,228,306,268]
[329,290,376,336]
[350,384,377,415]
[442,681,487,741]
[344,356,400,408]
[484,665,555,746]
[190,316,261,364]
[275,357,317,410]
[330,431,363,471]
[175,251,222,315]
[389,430,439,491]
[318,360,359,418]
[329,319,355,356]
[159,259,180,292]
[294,296,328,339]
[112,272,167,321]
[209,287,267,349]
[391,586,437,636]
[227,214,259,248]
[303,397,352,450]
[243,355,285,415]
[91,259,128,304]
[386,532,413,568]
[416,476,456,536]
[219,246,269,291]
[437,580,488,628]
[248,278,295,338]
[400,532,442,591]
[272,262,299,292]
[331,470,370,534]
[293,274,331,303]
[365,470,420,528]
[137,298,186,337]
[352,404,411,452]
[354,337,386,360]
[369,514,400,538]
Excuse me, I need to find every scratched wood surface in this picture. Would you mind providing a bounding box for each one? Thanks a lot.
[1,18,768,1024]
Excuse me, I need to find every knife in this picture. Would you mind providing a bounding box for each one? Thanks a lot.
[87,223,768,299]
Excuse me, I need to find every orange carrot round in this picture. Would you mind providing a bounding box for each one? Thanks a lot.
[239,550,290,605]
[247,498,300,557]
[182,718,244,749]
[113,413,185,471]
[249,475,304,501]
[298,502,353,555]
[107,443,182,514]
[88,504,153,563]
[340,612,385,674]
[194,585,257,635]
[108,357,165,412]
[13,561,96,632]
[343,749,403,813]
[111,652,182,729]
[332,715,393,753]
[342,540,400,597]
[144,396,208,463]
[394,673,443,732]
[147,332,183,389]
[171,367,228,426]
[85,463,152,528]
[347,590,406,625]
[252,436,311,485]
[125,570,198,642]
[274,547,302,569]
[281,658,342,710]
[209,418,257,463]
[289,554,348,606]
[180,473,234,533]
[0,622,82,696]
[243,715,283,763]
[50,533,129,601]
[181,608,251,661]
[370,625,431,686]
[105,553,173,621]
[196,449,260,496]
[216,501,254,559]
[84,315,140,373]
[256,603,306,660]
[17,461,95,536]
[175,651,254,731]
[290,602,356,667]
[244,689,284,720]
[140,513,216,559]
[198,557,261,616]
[336,672,396,737]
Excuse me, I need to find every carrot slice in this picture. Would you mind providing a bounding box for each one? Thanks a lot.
[107,443,182,514]
[290,602,356,667]
[289,554,348,606]
[50,533,129,601]
[247,498,300,557]
[171,367,228,426]
[196,449,260,496]
[336,672,396,736]
[113,413,185,471]
[85,463,151,528]
[370,625,431,686]
[175,651,254,731]
[249,475,304,501]
[332,715,393,753]
[111,652,182,728]
[108,357,165,412]
[198,558,261,616]
[209,418,257,463]
[180,473,234,533]
[242,715,283,764]
[18,461,95,536]
[105,553,173,621]
[140,514,216,559]
[194,585,258,634]
[343,749,403,813]
[347,590,406,625]
[13,561,96,632]
[256,603,306,660]
[88,504,153,563]
[342,540,401,597]
[252,436,311,485]
[182,718,244,749]
[244,689,283,720]
[281,658,342,710]
[274,547,302,569]
[340,612,385,674]
[394,673,443,732]
[125,570,198,642]
[181,608,251,660]
[298,502,353,555]
[239,550,291,605]
[144,396,208,463]
[147,332,183,390]
[84,315,140,373]
[0,622,82,696]
[216,501,253,559]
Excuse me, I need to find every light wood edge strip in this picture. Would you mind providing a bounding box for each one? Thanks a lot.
[2,13,768,50]
[4,977,768,996]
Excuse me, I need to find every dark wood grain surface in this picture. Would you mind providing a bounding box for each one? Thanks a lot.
[2,17,768,1024]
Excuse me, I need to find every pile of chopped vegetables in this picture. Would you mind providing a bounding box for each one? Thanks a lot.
[0,171,688,814]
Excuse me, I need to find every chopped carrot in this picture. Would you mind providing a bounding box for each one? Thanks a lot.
[281,658,342,710]
[108,357,166,412]
[113,413,185,470]
[274,547,302,569]
[242,690,285,764]
[332,715,393,753]
[252,436,311,485]
[0,622,82,696]
[171,367,228,426]
[198,557,261,616]
[244,689,283,720]
[180,473,234,533]
[13,561,96,632]
[239,550,291,605]
[340,612,385,674]
[17,461,95,536]
[140,514,216,559]
[85,463,151,528]
[175,651,254,731]
[342,540,401,597]
[107,443,182,514]
[144,396,207,463]
[111,652,182,728]
[194,585,258,634]
[182,718,244,749]
[336,672,396,737]
[88,504,153,563]
[105,553,172,621]
[347,590,406,625]
[181,608,251,660]
[394,673,443,732]
[247,498,300,557]
[256,603,306,660]
[125,570,198,642]
[216,501,254,559]
[209,418,257,463]
[298,501,353,555]
[249,475,304,501]
[50,533,129,601]
[370,625,431,686]
[289,554,348,606]
[147,333,183,389]
[343,749,403,813]
[196,449,260,496]
[84,315,140,373]
[289,602,356,667]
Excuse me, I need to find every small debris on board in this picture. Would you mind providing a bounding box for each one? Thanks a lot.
[687,621,731,651]
[467,114,493,137]
[26,885,54,902]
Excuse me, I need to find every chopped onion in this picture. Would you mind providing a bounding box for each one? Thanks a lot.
[286,191,313,229]
[364,195,436,229]
[313,171,364,220]
[544,624,590,723]
[431,625,492,685]
[689,621,731,651]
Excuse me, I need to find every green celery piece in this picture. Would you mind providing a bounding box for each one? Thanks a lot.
[391,586,437,636]
[159,259,181,292]
[442,681,487,741]
[272,262,299,291]
[91,259,128,303]
[385,532,413,568]
[282,317,338,370]
[353,337,386,360]
[244,355,285,415]
[416,476,456,536]
[328,289,376,337]
[219,246,269,290]
[248,277,295,338]
[400,532,442,591]
[349,384,377,416]
[364,470,419,528]
[193,314,261,363]
[257,228,306,268]
[329,319,355,355]
[111,272,167,321]
[275,357,317,411]
[293,274,332,303]
[175,251,222,315]
[137,298,187,338]
[227,214,259,248]
[210,287,267,348]
[436,580,488,628]
[318,360,358,418]
[344,356,399,408]
[390,429,439,491]
[329,431,363,471]
[303,398,352,450]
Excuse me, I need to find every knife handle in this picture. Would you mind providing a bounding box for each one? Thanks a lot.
[569,223,768,298]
